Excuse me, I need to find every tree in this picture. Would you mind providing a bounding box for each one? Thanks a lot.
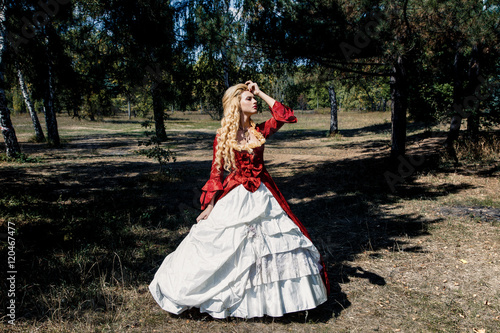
[41,29,60,146]
[246,0,415,158]
[180,0,274,119]
[408,0,500,160]
[328,83,339,135]
[248,0,500,159]
[17,65,45,141]
[343,1,415,159]
[84,0,189,140]
[0,0,21,157]
[61,7,117,120]
[5,0,77,147]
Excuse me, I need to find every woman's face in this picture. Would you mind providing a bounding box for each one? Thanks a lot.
[239,91,258,116]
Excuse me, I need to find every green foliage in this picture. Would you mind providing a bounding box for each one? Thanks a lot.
[416,82,454,123]
[192,53,227,119]
[334,76,390,112]
[2,0,500,160]
[481,70,500,128]
[79,90,116,120]
[9,86,26,114]
[136,120,176,174]
[307,86,330,110]
[243,0,500,158]
[0,152,42,163]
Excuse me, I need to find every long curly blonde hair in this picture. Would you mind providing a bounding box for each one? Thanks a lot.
[215,83,265,172]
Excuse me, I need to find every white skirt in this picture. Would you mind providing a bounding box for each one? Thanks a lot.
[149,183,327,319]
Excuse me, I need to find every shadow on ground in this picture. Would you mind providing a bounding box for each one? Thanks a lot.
[0,129,480,324]
[262,150,474,321]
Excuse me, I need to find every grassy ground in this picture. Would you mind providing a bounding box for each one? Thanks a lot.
[1,110,499,332]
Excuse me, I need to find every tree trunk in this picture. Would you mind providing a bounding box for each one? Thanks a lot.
[43,59,60,146]
[42,33,60,147]
[0,75,21,157]
[444,114,461,164]
[328,84,338,136]
[361,84,375,111]
[17,68,45,142]
[222,48,231,89]
[152,85,167,141]
[444,48,463,163]
[466,44,481,142]
[0,2,21,157]
[220,49,231,120]
[466,113,480,141]
[390,55,408,159]
[127,97,131,120]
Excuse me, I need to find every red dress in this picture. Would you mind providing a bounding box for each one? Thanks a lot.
[150,102,329,318]
[200,101,330,294]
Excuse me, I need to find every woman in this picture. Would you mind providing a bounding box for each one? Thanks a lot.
[149,81,329,319]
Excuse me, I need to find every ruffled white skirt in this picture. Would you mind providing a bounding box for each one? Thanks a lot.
[149,183,327,319]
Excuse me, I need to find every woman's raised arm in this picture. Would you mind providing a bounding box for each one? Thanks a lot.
[246,80,276,109]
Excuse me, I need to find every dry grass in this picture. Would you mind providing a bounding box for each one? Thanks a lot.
[1,110,499,332]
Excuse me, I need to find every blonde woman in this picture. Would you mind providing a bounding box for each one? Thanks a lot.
[149,81,329,319]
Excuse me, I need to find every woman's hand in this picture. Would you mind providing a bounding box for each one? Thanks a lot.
[245,80,261,97]
[246,80,276,109]
[196,204,214,223]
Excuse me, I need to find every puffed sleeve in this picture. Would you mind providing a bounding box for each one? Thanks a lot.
[256,101,297,138]
[200,135,224,210]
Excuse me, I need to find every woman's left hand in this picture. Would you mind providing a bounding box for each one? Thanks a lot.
[196,205,214,223]
[246,80,261,97]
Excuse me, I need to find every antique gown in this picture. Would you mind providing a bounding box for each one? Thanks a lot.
[149,102,329,319]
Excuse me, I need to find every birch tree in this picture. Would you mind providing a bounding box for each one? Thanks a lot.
[0,0,21,157]
[17,65,45,142]
[5,0,75,148]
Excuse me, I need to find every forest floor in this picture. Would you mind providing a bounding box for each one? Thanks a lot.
[1,110,499,332]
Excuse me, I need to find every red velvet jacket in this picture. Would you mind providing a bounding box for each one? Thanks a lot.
[200,101,330,294]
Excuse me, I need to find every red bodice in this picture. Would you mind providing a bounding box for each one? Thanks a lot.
[199,101,330,294]
[200,101,298,209]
